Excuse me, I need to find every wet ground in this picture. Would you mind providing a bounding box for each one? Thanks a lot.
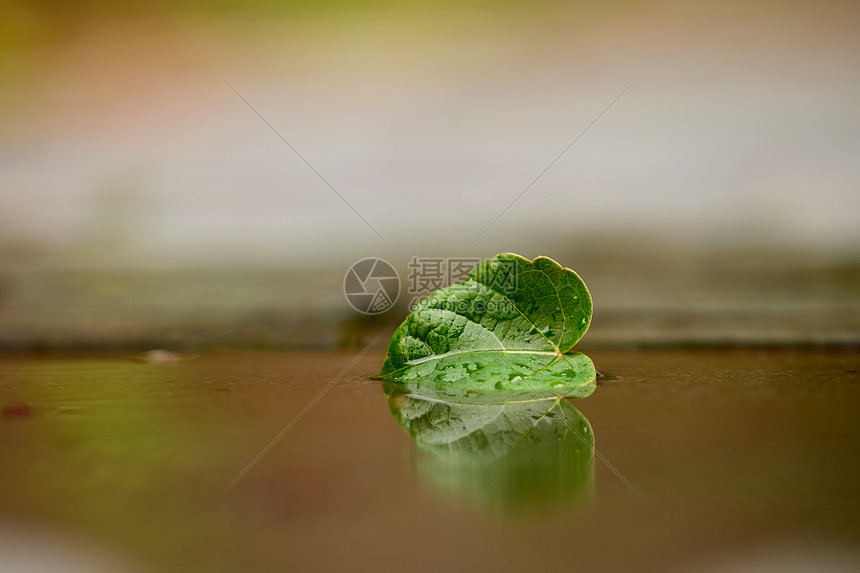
[1,349,858,572]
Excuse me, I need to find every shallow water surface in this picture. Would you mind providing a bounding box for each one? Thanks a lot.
[1,350,859,571]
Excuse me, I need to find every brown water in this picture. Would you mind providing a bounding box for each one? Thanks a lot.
[1,350,859,572]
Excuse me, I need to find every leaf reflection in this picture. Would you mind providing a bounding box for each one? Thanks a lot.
[386,382,595,512]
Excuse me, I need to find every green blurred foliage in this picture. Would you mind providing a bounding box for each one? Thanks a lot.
[0,0,584,54]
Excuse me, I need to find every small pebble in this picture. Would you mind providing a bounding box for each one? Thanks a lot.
[144,349,181,365]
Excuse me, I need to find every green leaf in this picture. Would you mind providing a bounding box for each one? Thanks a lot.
[377,253,596,401]
[381,352,596,403]
[387,390,595,509]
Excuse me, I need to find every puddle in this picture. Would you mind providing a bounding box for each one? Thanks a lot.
[0,350,858,571]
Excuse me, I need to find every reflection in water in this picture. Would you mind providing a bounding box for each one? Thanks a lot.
[386,383,595,511]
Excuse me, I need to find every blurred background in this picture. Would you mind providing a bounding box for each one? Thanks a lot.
[1,0,858,349]
[2,4,860,572]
